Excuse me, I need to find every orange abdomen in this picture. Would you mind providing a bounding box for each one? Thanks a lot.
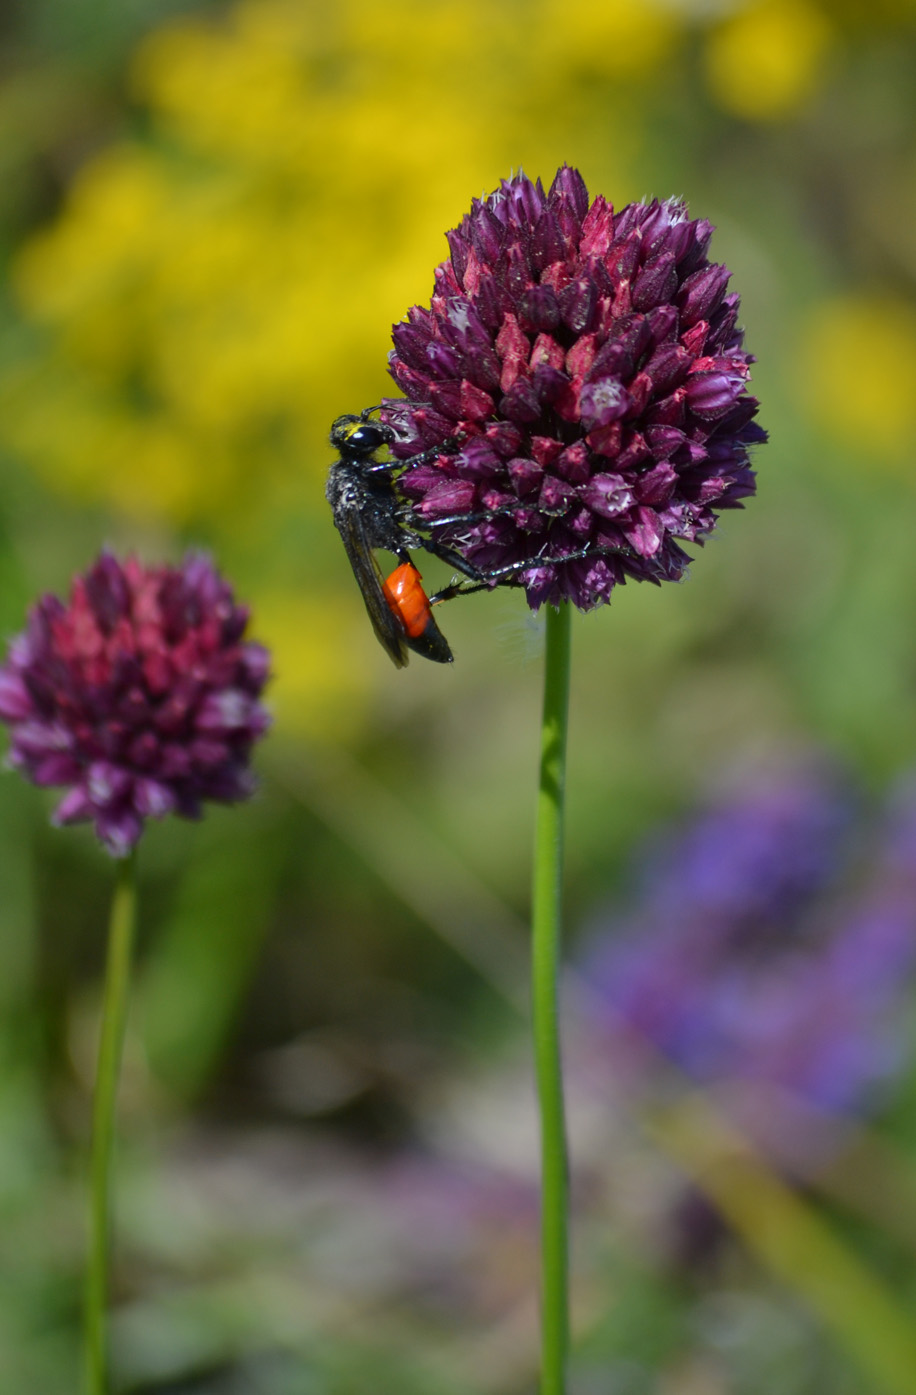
[382,562,433,639]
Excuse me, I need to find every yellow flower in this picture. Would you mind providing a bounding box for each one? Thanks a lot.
[533,0,679,78]
[252,588,373,741]
[0,0,677,524]
[705,0,834,122]
[797,296,916,464]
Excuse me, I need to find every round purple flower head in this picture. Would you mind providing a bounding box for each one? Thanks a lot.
[383,167,765,610]
[0,552,271,857]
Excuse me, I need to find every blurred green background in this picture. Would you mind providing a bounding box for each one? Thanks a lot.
[3,0,916,1391]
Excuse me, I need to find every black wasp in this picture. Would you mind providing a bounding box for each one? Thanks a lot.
[326,409,475,668]
[326,407,628,667]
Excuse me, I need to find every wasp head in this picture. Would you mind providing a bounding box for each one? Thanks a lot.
[329,411,394,458]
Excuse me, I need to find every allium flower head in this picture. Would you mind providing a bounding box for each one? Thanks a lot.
[383,167,765,610]
[0,552,270,856]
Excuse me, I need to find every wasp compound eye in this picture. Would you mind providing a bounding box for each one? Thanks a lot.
[329,409,395,455]
[348,424,389,452]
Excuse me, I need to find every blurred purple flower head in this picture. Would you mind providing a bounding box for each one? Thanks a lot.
[383,166,765,611]
[0,551,270,857]
[581,764,916,1117]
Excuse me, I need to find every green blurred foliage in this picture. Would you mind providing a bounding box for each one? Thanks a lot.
[2,0,916,1390]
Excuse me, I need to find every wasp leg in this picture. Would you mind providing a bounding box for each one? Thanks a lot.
[401,436,463,464]
[403,507,511,528]
[419,538,486,582]
[363,436,464,477]
[427,541,635,603]
[395,504,532,562]
[400,499,570,537]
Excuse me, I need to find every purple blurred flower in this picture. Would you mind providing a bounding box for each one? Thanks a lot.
[581,764,916,1117]
[0,551,270,856]
[383,166,765,611]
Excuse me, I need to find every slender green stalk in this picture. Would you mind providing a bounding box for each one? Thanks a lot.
[531,600,572,1395]
[85,850,138,1395]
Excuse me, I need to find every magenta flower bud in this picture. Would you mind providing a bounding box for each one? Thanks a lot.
[0,672,33,721]
[0,551,271,856]
[383,167,765,610]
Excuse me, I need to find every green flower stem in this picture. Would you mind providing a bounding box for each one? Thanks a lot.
[532,600,572,1395]
[85,849,138,1395]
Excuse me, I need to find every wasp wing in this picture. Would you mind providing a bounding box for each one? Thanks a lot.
[332,500,410,668]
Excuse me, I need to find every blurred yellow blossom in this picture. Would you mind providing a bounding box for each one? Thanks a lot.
[0,0,677,526]
[797,296,916,464]
[704,0,834,121]
[252,589,372,741]
[532,0,679,77]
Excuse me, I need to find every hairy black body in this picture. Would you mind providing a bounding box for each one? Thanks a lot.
[326,411,458,666]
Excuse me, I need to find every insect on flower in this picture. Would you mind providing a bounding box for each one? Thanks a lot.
[383,167,766,613]
[326,408,477,667]
[327,406,629,665]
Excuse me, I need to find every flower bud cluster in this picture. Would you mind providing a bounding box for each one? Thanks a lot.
[384,167,765,609]
[0,552,270,855]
